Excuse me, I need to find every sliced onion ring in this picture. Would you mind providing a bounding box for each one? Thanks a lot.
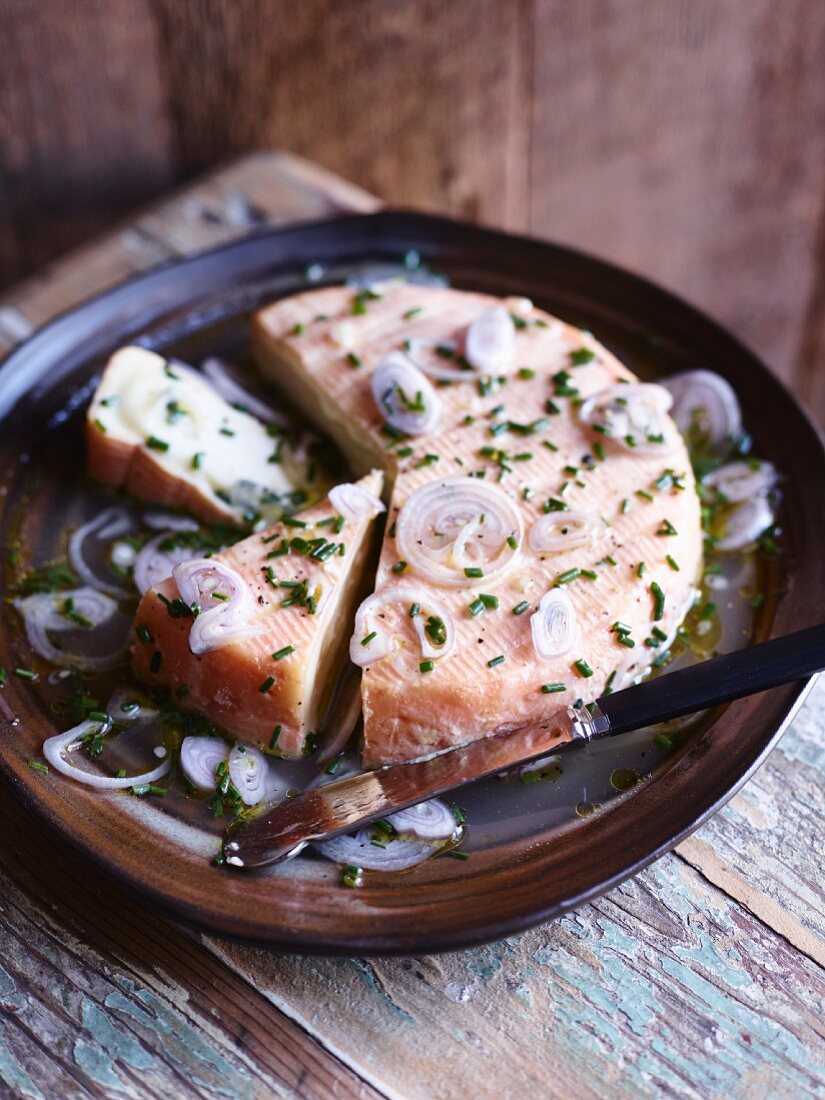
[142,510,200,532]
[370,352,442,436]
[395,477,523,588]
[464,306,516,375]
[173,558,260,655]
[386,798,458,841]
[661,370,742,450]
[134,532,203,595]
[703,460,778,503]
[180,735,228,792]
[200,356,290,428]
[405,337,475,384]
[579,383,677,454]
[328,482,386,524]
[350,583,456,668]
[715,497,774,552]
[69,508,134,597]
[13,587,126,670]
[528,511,604,554]
[317,829,436,872]
[106,687,158,722]
[531,588,578,659]
[43,720,170,790]
[228,743,269,806]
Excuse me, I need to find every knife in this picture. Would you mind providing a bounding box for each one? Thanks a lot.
[222,622,825,869]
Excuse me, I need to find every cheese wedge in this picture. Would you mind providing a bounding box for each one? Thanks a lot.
[253,283,703,765]
[131,470,383,757]
[87,346,324,525]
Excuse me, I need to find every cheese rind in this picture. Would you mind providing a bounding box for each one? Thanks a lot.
[253,283,703,765]
[131,470,383,757]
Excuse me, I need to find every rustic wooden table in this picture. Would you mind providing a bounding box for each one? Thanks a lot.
[0,154,822,1100]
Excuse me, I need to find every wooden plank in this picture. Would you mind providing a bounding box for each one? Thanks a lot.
[0,0,176,288]
[677,676,825,966]
[147,0,531,231]
[134,151,380,257]
[207,852,825,1100]
[0,785,383,1100]
[528,0,825,394]
[0,152,377,342]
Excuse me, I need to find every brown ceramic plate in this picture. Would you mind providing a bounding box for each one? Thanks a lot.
[0,213,822,955]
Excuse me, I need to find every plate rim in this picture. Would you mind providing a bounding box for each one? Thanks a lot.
[1,209,823,955]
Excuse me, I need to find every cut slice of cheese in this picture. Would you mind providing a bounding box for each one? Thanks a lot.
[131,470,384,757]
[253,282,703,765]
[87,346,326,526]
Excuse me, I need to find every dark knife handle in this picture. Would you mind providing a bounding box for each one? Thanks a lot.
[600,622,825,736]
[223,623,825,870]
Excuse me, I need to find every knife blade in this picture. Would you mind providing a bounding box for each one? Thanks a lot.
[223,622,825,869]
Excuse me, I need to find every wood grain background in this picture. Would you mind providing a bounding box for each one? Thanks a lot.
[0,0,823,421]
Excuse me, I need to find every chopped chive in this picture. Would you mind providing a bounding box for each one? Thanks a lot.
[219,427,235,437]
[479,594,499,609]
[665,555,680,572]
[283,516,307,528]
[543,498,568,513]
[517,367,535,380]
[269,726,282,751]
[149,651,162,674]
[259,676,276,693]
[573,658,594,678]
[0,667,6,687]
[570,347,596,365]
[507,535,519,549]
[290,322,305,336]
[468,598,485,617]
[541,682,566,694]
[464,566,484,578]
[556,568,581,584]
[272,645,295,660]
[403,307,423,319]
[146,435,169,452]
[512,600,530,615]
[94,418,107,433]
[447,850,470,860]
[621,498,631,514]
[650,581,666,621]
[346,351,362,368]
[657,519,678,537]
[361,632,377,647]
[419,659,435,673]
[409,602,421,617]
[636,562,646,578]
[391,560,408,573]
[488,655,505,668]
[27,759,48,774]
[654,733,673,749]
[192,451,204,470]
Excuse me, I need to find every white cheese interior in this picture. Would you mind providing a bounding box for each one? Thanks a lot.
[91,347,314,522]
